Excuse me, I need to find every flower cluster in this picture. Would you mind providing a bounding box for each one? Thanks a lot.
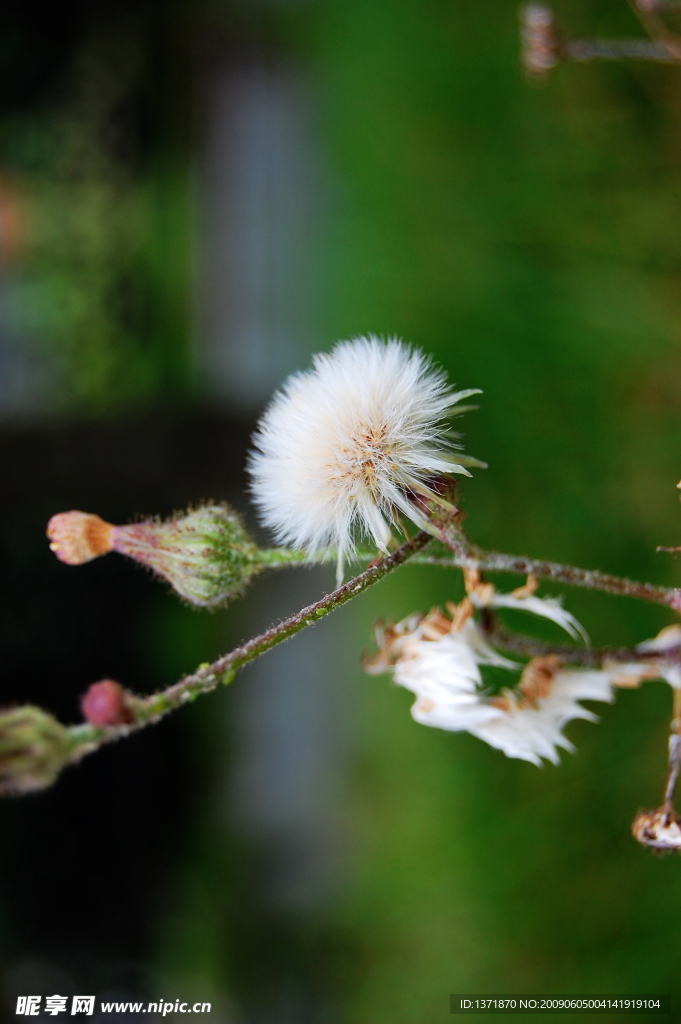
[365,585,670,766]
[248,336,484,583]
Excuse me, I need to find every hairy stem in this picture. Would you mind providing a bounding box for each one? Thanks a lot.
[565,38,680,61]
[264,530,680,610]
[65,530,432,764]
[480,617,640,667]
[430,519,681,610]
[662,690,681,810]
[256,546,378,568]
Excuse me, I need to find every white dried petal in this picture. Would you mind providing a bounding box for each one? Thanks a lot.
[377,607,616,766]
[480,591,589,645]
[637,624,681,653]
[470,669,614,766]
[635,626,681,688]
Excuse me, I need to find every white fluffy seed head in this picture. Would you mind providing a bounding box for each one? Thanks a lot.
[247,336,482,580]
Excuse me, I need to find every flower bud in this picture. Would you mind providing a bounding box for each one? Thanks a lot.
[47,503,263,609]
[47,512,115,565]
[112,504,261,608]
[632,808,681,852]
[81,680,134,727]
[0,706,70,795]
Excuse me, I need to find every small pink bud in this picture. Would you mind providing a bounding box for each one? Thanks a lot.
[81,680,133,727]
[47,512,115,565]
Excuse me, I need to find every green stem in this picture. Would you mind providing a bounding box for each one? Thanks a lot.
[255,547,377,568]
[66,530,432,764]
[259,532,680,610]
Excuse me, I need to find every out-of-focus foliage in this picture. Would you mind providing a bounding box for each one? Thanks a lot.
[0,15,192,413]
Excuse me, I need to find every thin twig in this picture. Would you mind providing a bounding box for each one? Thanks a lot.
[430,519,681,610]
[566,38,679,60]
[663,690,681,809]
[664,734,681,811]
[628,0,681,56]
[481,617,642,667]
[263,541,681,610]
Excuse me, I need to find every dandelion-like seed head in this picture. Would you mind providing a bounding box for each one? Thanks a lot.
[248,336,483,582]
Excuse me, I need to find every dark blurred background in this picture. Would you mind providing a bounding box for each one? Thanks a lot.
[1,0,681,1021]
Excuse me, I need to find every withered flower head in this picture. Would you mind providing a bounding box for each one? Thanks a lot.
[47,512,114,565]
[632,808,681,852]
[365,596,617,766]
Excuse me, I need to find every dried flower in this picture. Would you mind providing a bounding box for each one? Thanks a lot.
[366,610,520,733]
[632,808,681,852]
[248,336,484,584]
[47,512,114,565]
[464,570,589,644]
[366,601,618,766]
[0,706,70,795]
[47,504,262,609]
[475,660,614,766]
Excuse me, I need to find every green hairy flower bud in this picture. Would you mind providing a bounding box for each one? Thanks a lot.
[48,503,263,609]
[0,707,71,795]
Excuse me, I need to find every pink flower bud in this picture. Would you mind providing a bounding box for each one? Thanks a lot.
[47,504,260,608]
[47,512,115,565]
[81,680,133,727]
[108,505,260,607]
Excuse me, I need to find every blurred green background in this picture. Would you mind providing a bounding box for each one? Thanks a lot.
[1,0,681,1021]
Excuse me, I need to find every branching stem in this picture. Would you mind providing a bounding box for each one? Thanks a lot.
[261,538,681,610]
[481,616,639,667]
[433,519,681,610]
[65,529,432,765]
[58,513,681,780]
